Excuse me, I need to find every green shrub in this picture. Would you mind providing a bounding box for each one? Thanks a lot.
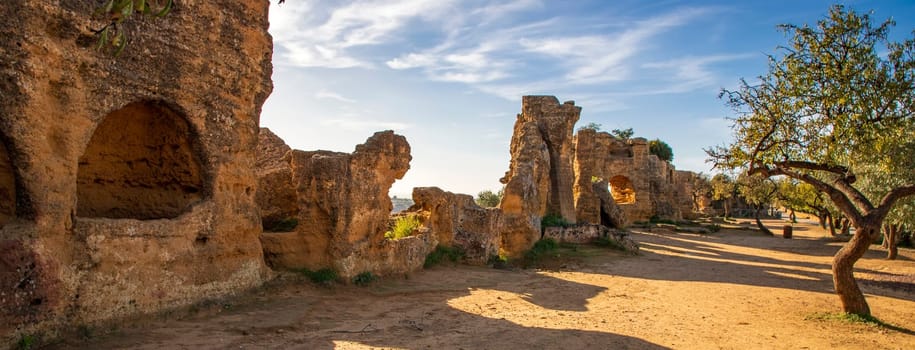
[704,223,721,233]
[264,217,299,232]
[17,334,35,350]
[424,245,464,268]
[523,238,559,263]
[352,271,377,286]
[296,268,338,285]
[385,215,422,240]
[541,214,571,228]
[487,254,509,269]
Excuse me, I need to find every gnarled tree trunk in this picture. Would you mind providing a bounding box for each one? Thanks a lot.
[755,207,774,236]
[887,224,899,260]
[827,213,837,236]
[832,225,879,316]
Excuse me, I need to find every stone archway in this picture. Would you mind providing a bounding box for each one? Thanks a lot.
[77,101,205,220]
[0,138,16,227]
[609,175,635,204]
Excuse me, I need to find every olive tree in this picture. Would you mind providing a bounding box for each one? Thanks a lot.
[706,6,915,316]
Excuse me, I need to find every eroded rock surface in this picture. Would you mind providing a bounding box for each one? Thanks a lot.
[258,130,423,278]
[573,129,697,222]
[499,96,580,256]
[407,187,502,264]
[543,224,639,253]
[0,1,273,342]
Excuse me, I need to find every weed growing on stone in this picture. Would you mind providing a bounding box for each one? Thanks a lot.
[385,215,422,240]
[17,334,35,350]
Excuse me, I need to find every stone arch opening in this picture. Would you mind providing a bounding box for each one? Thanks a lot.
[77,101,206,219]
[609,175,635,204]
[0,137,16,228]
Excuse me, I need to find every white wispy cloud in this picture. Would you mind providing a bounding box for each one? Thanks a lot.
[640,54,755,94]
[271,1,735,100]
[271,0,458,68]
[320,118,412,131]
[314,89,356,103]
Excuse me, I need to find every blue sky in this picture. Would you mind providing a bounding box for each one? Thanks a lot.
[260,0,914,197]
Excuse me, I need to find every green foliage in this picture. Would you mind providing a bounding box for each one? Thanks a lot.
[707,5,915,316]
[648,139,674,162]
[296,268,338,285]
[385,215,422,240]
[541,214,571,228]
[578,122,602,132]
[522,238,559,264]
[475,188,504,207]
[17,334,35,350]
[263,217,299,232]
[352,271,377,286]
[611,128,634,140]
[423,245,464,268]
[93,0,174,55]
[736,173,777,208]
[487,253,509,269]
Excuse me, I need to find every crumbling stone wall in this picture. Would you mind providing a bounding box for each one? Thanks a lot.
[499,96,579,256]
[257,129,429,279]
[573,129,696,222]
[0,1,273,342]
[406,187,502,264]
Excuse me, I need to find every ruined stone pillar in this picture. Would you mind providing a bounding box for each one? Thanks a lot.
[520,96,580,222]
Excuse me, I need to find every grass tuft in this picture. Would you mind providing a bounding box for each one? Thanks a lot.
[385,215,422,240]
[295,268,338,285]
[541,214,571,228]
[424,245,464,268]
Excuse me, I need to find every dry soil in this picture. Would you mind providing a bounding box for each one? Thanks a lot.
[47,219,915,349]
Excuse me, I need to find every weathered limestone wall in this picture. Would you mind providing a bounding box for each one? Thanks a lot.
[499,96,579,256]
[573,129,696,222]
[257,129,428,279]
[0,0,273,342]
[407,187,502,264]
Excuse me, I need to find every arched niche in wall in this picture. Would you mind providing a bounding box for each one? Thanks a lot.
[0,137,16,228]
[77,101,206,220]
[609,175,636,204]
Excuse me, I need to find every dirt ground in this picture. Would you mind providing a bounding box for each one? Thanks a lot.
[47,219,915,349]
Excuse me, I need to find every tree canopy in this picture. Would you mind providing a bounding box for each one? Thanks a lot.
[706,5,915,316]
[648,139,674,162]
[475,189,503,208]
[610,128,634,140]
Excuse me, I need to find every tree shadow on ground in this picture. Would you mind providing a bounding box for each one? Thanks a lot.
[46,268,670,350]
[618,230,915,304]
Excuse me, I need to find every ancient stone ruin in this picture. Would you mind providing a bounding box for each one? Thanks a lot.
[573,129,697,222]
[256,128,436,279]
[0,2,694,345]
[1,0,273,343]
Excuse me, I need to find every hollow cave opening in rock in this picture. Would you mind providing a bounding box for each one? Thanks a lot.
[0,138,16,228]
[609,175,636,204]
[77,101,206,220]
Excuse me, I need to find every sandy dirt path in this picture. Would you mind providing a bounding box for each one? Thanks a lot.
[47,219,915,349]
